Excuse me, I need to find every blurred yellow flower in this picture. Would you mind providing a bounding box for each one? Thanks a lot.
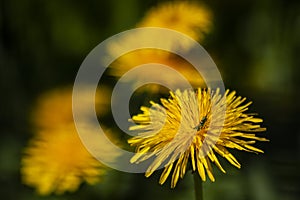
[21,125,105,195]
[21,87,113,195]
[128,88,268,188]
[108,1,212,93]
[138,1,212,41]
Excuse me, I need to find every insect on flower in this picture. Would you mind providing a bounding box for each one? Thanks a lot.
[194,116,208,131]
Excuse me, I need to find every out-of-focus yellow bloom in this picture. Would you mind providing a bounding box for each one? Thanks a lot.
[21,125,105,195]
[138,1,212,41]
[21,87,114,195]
[108,1,212,93]
[128,88,268,188]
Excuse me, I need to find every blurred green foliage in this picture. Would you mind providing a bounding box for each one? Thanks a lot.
[1,0,299,199]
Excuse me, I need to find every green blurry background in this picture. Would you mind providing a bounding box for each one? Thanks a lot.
[1,0,299,199]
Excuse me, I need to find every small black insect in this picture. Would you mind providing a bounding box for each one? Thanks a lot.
[194,116,207,131]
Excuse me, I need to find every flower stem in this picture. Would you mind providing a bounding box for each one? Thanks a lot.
[193,172,203,200]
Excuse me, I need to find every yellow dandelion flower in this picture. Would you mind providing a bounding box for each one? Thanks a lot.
[108,1,212,93]
[21,87,114,195]
[21,125,105,195]
[138,1,212,41]
[128,88,268,188]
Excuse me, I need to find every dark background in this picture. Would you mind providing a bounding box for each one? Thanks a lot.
[1,0,299,199]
